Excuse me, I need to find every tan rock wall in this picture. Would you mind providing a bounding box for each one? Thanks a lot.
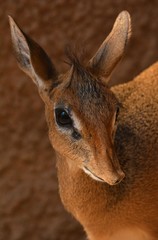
[0,1,158,239]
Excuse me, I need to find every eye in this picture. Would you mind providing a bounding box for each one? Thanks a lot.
[115,107,120,121]
[55,108,73,128]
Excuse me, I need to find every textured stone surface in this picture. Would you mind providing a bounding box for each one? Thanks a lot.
[0,1,158,239]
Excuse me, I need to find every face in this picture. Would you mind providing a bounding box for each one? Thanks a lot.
[45,67,125,185]
[9,11,130,186]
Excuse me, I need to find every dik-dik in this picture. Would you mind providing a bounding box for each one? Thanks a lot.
[9,11,158,240]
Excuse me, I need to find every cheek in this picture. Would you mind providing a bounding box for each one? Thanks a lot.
[49,129,69,155]
[49,129,91,164]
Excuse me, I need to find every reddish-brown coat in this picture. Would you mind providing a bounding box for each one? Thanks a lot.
[9,11,158,240]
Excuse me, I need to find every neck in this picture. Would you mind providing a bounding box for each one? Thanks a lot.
[56,154,128,236]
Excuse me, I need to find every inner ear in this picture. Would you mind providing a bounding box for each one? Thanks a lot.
[88,11,131,83]
[9,16,58,93]
[26,35,58,82]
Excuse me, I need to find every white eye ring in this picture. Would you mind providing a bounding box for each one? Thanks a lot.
[71,111,82,131]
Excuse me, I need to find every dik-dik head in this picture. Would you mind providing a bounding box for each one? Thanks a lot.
[9,11,131,185]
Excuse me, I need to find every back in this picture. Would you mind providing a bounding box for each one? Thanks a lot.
[113,62,158,158]
[112,62,158,235]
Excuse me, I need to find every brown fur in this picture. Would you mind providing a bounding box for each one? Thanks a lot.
[55,62,158,239]
[9,11,158,240]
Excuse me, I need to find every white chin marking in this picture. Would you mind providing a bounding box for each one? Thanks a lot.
[83,167,104,182]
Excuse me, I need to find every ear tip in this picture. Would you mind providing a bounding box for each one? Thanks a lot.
[122,10,132,37]
[121,11,131,24]
[117,11,131,25]
[119,10,131,19]
[8,15,25,41]
[8,15,14,25]
[8,15,17,31]
[116,10,132,38]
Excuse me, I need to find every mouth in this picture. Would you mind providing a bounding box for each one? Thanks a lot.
[83,166,105,183]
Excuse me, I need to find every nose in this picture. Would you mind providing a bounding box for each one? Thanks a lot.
[111,171,125,185]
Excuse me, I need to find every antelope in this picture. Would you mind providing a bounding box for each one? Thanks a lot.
[9,11,158,240]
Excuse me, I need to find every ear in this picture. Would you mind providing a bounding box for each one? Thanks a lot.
[89,11,131,82]
[8,16,58,95]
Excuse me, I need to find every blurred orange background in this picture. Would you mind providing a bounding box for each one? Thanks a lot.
[0,1,158,239]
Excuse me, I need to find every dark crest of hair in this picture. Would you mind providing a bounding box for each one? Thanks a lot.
[65,45,105,101]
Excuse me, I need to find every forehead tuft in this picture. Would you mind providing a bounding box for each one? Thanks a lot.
[65,52,105,101]
[51,51,119,122]
[66,55,117,109]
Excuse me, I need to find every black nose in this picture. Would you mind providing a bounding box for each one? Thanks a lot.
[114,178,122,185]
[113,172,125,185]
